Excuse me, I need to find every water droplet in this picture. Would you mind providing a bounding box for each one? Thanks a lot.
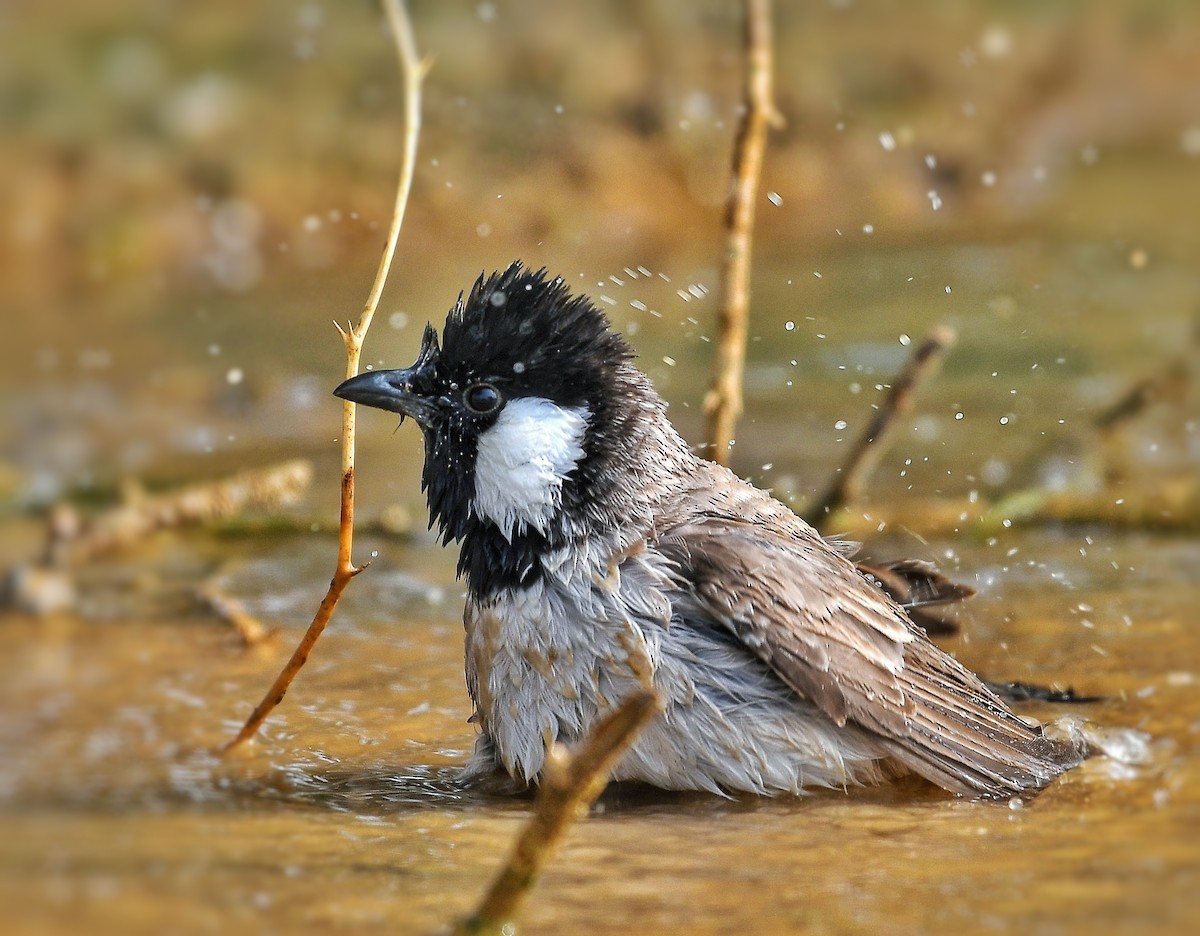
[767,191,783,206]
[879,131,896,151]
[834,419,847,430]
[226,367,244,385]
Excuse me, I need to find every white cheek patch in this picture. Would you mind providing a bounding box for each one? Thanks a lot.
[472,396,590,541]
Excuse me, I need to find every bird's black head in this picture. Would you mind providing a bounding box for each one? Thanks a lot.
[334,262,641,593]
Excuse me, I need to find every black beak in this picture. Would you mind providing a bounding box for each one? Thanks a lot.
[333,323,442,426]
[333,368,440,426]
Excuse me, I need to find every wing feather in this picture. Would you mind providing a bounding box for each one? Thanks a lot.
[656,515,1084,797]
[856,558,976,636]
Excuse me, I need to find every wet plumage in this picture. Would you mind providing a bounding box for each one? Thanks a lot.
[334,262,1086,797]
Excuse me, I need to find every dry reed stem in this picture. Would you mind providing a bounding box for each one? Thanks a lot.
[454,690,661,936]
[61,460,312,565]
[804,325,955,529]
[704,0,778,465]
[221,0,425,753]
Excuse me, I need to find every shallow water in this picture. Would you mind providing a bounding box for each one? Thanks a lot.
[3,2,1200,933]
[1,524,1197,934]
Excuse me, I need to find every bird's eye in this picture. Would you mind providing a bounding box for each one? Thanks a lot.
[463,383,502,414]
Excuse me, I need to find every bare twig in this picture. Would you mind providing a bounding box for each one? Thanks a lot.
[979,476,1200,535]
[196,583,277,648]
[454,690,661,936]
[61,460,313,565]
[3,461,312,616]
[704,0,778,465]
[804,326,955,527]
[221,0,424,753]
[1092,359,1190,433]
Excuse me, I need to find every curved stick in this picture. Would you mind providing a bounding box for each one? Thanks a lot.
[222,0,426,753]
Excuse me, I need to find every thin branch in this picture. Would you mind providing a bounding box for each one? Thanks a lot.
[804,325,955,528]
[356,0,427,358]
[196,582,277,649]
[704,0,778,465]
[221,0,424,754]
[454,690,661,936]
[62,460,313,565]
[1092,359,1190,433]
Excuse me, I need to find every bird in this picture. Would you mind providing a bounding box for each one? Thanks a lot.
[334,261,1087,798]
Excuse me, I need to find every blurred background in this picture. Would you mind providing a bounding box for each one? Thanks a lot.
[2,0,1197,510]
[1,2,1198,934]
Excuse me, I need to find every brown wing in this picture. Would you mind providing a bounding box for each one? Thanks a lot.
[855,558,976,637]
[656,516,1084,797]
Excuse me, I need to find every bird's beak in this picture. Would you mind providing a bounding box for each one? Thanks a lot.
[332,368,438,426]
[332,324,442,427]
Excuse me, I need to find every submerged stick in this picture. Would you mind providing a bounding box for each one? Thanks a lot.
[222,0,425,753]
[704,0,778,465]
[454,690,661,936]
[804,325,955,528]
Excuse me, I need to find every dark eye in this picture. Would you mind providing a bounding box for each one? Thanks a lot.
[463,383,502,414]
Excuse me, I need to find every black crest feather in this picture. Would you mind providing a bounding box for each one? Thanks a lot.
[414,262,638,594]
[439,262,633,409]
